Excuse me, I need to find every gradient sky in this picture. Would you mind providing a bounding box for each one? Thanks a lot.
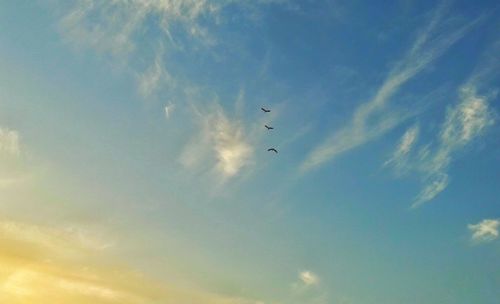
[0,1,499,303]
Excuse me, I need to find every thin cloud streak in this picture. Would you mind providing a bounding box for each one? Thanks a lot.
[300,2,478,172]
[384,124,419,173]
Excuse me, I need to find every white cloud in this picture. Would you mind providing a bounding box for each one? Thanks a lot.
[385,124,419,171]
[300,2,478,172]
[413,172,449,206]
[0,128,20,157]
[299,271,319,286]
[60,0,222,55]
[395,125,419,156]
[57,0,289,97]
[468,219,500,243]
[410,85,495,207]
[180,103,253,179]
[137,44,172,97]
[213,112,253,177]
[290,270,326,304]
[58,0,226,96]
[383,37,499,207]
[164,102,176,120]
[440,86,495,148]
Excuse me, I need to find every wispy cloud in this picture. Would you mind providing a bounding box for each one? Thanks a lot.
[59,0,223,55]
[300,2,478,172]
[0,127,20,157]
[384,124,419,173]
[410,84,495,207]
[137,44,173,97]
[413,173,449,206]
[468,219,500,243]
[59,0,220,96]
[299,271,320,286]
[57,0,290,97]
[383,36,499,207]
[180,102,254,179]
[164,101,176,120]
[290,270,327,304]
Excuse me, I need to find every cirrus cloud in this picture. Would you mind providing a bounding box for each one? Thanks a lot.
[300,1,479,172]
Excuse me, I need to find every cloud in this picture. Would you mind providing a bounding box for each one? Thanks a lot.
[413,172,449,206]
[57,0,290,97]
[468,219,500,243]
[137,44,172,97]
[180,103,254,179]
[410,84,495,207]
[59,0,222,55]
[0,127,20,157]
[0,127,28,188]
[0,219,267,304]
[164,102,176,120]
[299,271,319,286]
[382,36,499,207]
[440,86,495,148]
[290,270,327,304]
[58,0,226,96]
[384,124,419,172]
[300,2,478,172]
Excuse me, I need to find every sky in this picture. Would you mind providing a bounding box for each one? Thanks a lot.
[0,0,499,303]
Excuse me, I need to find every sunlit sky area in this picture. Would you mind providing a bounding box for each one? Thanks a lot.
[0,1,499,303]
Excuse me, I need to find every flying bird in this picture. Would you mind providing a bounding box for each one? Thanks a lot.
[261,107,271,113]
[267,148,278,153]
[265,125,274,130]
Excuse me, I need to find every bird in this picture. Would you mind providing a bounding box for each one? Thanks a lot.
[265,125,274,130]
[267,148,278,153]
[261,107,271,113]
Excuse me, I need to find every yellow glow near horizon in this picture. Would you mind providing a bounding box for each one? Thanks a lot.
[0,219,264,304]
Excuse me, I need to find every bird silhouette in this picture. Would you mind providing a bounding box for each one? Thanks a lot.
[265,125,274,130]
[267,148,278,153]
[261,107,271,113]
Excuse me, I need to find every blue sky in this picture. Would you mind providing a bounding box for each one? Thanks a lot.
[0,1,499,303]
